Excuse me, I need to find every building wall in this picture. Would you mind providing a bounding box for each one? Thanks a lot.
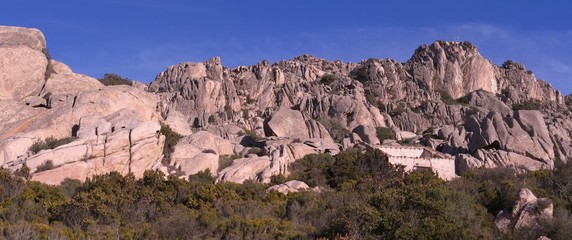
[388,156,457,180]
[378,145,457,180]
[378,146,425,158]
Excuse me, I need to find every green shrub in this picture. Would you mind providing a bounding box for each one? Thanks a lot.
[389,102,407,116]
[376,127,396,142]
[437,90,469,105]
[160,124,183,161]
[319,74,337,85]
[243,129,263,141]
[318,118,350,143]
[36,160,55,173]
[29,136,78,154]
[219,154,241,171]
[512,99,542,111]
[98,73,133,86]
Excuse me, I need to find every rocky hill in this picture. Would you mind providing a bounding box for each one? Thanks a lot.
[1,26,571,184]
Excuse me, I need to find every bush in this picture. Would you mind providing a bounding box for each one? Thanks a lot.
[319,74,337,85]
[243,129,263,141]
[389,102,407,116]
[36,160,55,173]
[29,136,77,154]
[219,154,241,171]
[512,99,542,111]
[98,73,133,86]
[160,124,183,161]
[318,118,350,143]
[376,127,396,142]
[437,90,469,105]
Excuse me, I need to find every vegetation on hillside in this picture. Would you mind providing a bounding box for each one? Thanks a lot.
[98,73,133,86]
[29,136,78,154]
[160,123,183,161]
[1,149,571,239]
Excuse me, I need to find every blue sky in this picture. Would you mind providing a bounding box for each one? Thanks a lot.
[1,1,571,94]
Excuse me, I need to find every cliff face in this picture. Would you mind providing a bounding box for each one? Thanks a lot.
[1,26,571,184]
[0,26,165,184]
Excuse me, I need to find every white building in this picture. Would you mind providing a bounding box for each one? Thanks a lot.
[376,145,458,180]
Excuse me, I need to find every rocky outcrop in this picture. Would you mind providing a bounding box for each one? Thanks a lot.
[465,110,554,169]
[2,25,571,186]
[29,119,164,185]
[0,26,166,185]
[170,144,219,176]
[406,41,498,99]
[215,156,271,183]
[494,188,553,238]
[168,131,234,176]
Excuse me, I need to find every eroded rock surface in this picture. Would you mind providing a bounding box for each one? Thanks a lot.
[1,25,571,186]
[494,188,553,238]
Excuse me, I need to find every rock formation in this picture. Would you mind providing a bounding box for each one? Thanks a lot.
[267,180,310,194]
[1,25,571,186]
[494,188,553,238]
[0,26,164,184]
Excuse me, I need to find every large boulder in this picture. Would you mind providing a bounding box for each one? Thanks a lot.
[0,46,47,100]
[215,156,271,183]
[170,144,219,176]
[267,180,309,194]
[266,107,309,139]
[178,131,234,155]
[40,60,103,97]
[494,188,553,238]
[0,87,162,175]
[0,26,46,51]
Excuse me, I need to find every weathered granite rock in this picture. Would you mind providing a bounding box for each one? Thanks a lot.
[466,110,554,169]
[40,60,103,97]
[29,120,165,185]
[0,26,46,51]
[215,156,271,183]
[494,188,553,237]
[352,125,380,145]
[178,131,234,155]
[164,110,193,136]
[267,180,309,194]
[0,46,47,100]
[170,144,219,176]
[406,41,498,99]
[266,107,309,139]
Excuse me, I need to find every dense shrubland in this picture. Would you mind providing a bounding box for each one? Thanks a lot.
[0,149,571,239]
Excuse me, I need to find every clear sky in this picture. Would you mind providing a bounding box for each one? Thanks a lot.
[1,1,571,94]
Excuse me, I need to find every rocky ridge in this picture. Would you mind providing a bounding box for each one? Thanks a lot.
[1,26,571,185]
